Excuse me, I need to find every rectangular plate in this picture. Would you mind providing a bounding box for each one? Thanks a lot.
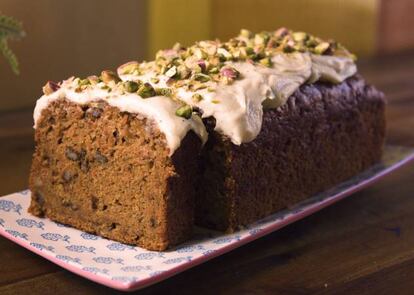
[1,145,413,291]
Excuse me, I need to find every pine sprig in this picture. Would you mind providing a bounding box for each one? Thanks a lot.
[0,14,25,39]
[0,13,25,74]
[0,39,19,74]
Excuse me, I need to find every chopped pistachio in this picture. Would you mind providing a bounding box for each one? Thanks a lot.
[350,53,358,61]
[165,65,178,78]
[282,40,295,53]
[305,38,318,48]
[211,99,220,104]
[217,47,232,60]
[87,75,100,85]
[150,77,160,84]
[101,70,121,84]
[118,62,140,75]
[274,27,289,38]
[172,42,183,51]
[175,104,192,119]
[245,47,255,55]
[209,67,219,74]
[192,82,208,90]
[240,29,253,39]
[254,32,270,46]
[292,32,308,42]
[314,42,330,54]
[110,28,355,90]
[137,83,156,98]
[124,81,140,93]
[192,93,203,102]
[197,60,207,72]
[177,65,191,78]
[78,78,91,87]
[193,73,210,82]
[42,81,60,95]
[220,66,240,80]
[155,87,172,97]
[191,48,204,59]
[259,57,272,67]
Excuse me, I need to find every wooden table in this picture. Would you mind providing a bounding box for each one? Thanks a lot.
[1,52,413,295]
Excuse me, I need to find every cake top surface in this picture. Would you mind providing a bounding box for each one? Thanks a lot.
[34,28,357,154]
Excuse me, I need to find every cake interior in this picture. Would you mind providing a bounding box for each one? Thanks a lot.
[29,99,199,250]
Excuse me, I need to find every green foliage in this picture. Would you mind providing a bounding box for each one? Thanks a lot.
[0,13,25,75]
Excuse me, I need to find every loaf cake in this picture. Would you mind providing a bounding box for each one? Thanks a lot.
[29,28,385,250]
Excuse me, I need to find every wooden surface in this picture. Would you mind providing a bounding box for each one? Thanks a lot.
[0,52,414,294]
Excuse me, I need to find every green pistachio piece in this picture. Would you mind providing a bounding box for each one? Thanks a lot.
[193,47,207,59]
[150,77,160,84]
[165,65,178,78]
[259,57,272,67]
[155,87,172,97]
[254,33,269,46]
[137,82,156,98]
[78,78,91,87]
[177,65,190,79]
[274,27,289,38]
[101,70,121,84]
[240,29,253,39]
[209,67,219,74]
[42,81,60,95]
[314,42,330,54]
[172,42,183,51]
[245,47,255,56]
[192,93,203,102]
[124,81,140,93]
[118,62,140,75]
[306,38,318,48]
[217,47,232,60]
[193,73,210,82]
[292,32,308,42]
[293,44,306,52]
[87,75,100,85]
[175,104,192,119]
[282,40,296,53]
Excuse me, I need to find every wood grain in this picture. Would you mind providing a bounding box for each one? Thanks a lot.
[0,52,413,294]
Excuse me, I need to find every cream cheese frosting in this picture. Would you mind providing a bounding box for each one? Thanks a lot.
[118,52,356,145]
[33,79,208,155]
[33,29,357,154]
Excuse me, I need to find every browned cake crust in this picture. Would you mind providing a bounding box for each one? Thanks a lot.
[195,75,386,231]
[29,100,201,251]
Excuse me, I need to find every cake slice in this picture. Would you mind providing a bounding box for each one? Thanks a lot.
[29,77,206,251]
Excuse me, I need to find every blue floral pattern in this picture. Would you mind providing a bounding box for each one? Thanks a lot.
[0,146,412,291]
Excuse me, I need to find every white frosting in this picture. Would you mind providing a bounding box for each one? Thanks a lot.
[34,52,356,154]
[119,52,356,146]
[33,80,208,155]
[309,54,357,84]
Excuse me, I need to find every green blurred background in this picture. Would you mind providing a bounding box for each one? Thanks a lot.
[1,0,413,112]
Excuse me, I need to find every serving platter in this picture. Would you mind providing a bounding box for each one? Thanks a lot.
[1,145,413,291]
